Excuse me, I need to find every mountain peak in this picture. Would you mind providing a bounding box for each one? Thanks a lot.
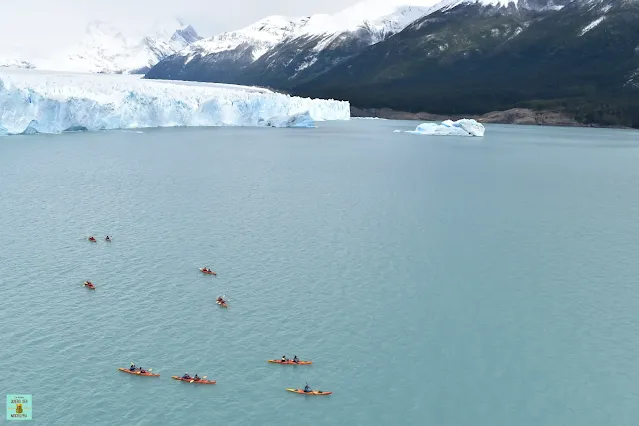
[171,25,202,47]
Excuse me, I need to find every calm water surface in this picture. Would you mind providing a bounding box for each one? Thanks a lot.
[1,120,639,425]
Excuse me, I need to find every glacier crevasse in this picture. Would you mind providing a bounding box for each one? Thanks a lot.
[0,70,350,135]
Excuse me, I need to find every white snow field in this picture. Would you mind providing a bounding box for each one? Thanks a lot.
[0,69,350,135]
[400,119,485,136]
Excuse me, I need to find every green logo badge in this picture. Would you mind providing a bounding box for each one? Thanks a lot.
[6,395,32,421]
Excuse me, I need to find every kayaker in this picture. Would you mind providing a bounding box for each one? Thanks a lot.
[293,356,299,364]
[281,355,287,362]
[194,374,200,381]
[304,383,312,393]
[182,373,191,380]
[105,236,111,241]
[129,364,136,371]
[139,368,147,374]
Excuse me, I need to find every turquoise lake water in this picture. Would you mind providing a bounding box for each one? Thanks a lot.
[1,120,639,425]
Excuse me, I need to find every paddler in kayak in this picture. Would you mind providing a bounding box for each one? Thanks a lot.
[293,355,300,364]
[105,236,111,241]
[181,373,192,380]
[129,364,137,371]
[281,355,288,362]
[216,296,226,304]
[89,236,96,242]
[193,374,201,381]
[303,383,312,393]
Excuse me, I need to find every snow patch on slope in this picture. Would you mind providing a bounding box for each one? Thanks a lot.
[579,16,605,36]
[181,0,442,62]
[298,0,441,36]
[0,69,349,135]
[437,0,517,12]
[183,16,309,61]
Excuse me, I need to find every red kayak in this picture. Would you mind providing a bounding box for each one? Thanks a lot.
[199,268,217,275]
[172,376,216,384]
[88,237,97,242]
[84,282,96,290]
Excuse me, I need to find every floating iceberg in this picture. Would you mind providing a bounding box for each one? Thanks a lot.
[0,69,350,135]
[403,119,485,137]
[261,111,315,128]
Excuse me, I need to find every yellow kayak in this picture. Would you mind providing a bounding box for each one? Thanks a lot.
[268,359,312,365]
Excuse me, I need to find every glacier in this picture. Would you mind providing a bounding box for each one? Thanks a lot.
[0,69,350,135]
[401,119,485,137]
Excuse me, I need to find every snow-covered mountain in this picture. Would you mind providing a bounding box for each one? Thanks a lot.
[0,56,35,69]
[62,20,203,74]
[144,0,443,87]
[180,16,310,63]
[0,19,202,74]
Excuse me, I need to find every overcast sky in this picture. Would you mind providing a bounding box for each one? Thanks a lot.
[0,0,357,53]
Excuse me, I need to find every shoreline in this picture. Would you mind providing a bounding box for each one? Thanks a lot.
[350,107,620,128]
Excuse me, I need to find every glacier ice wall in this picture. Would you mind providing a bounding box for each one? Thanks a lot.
[0,70,350,135]
[261,111,315,128]
[401,119,485,137]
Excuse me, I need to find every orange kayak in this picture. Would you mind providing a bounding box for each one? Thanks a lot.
[286,388,331,395]
[171,376,216,384]
[199,268,217,275]
[268,360,312,365]
[118,368,159,377]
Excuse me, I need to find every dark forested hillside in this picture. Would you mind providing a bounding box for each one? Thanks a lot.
[292,0,639,127]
